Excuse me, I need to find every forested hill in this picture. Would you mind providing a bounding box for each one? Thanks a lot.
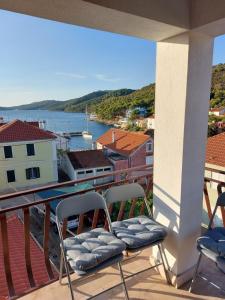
[93,84,155,120]
[1,63,224,119]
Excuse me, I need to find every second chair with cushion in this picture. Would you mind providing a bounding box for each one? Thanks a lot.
[104,182,170,283]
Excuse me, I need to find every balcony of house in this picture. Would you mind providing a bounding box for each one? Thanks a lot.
[0,165,224,300]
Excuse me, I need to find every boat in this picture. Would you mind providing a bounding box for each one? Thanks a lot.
[82,105,93,138]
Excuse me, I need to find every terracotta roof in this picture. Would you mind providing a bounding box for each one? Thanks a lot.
[0,119,56,143]
[206,132,225,168]
[68,150,112,169]
[0,215,57,298]
[210,107,225,112]
[96,128,150,156]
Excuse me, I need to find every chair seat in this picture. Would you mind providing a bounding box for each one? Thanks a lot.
[63,228,126,275]
[112,215,167,249]
[197,227,225,273]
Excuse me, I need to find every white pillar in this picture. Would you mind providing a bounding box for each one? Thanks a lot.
[153,32,214,287]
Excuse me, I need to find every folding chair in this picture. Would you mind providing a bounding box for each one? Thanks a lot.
[104,182,170,283]
[56,191,129,300]
[189,192,225,293]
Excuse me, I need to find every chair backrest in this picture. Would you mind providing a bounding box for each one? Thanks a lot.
[104,183,146,205]
[217,192,225,207]
[208,191,225,229]
[56,191,107,223]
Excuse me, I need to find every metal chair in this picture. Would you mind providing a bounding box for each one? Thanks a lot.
[104,182,171,284]
[56,191,129,300]
[189,192,225,293]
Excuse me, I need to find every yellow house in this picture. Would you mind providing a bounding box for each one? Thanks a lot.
[0,119,58,192]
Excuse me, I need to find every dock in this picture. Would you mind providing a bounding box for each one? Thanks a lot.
[62,132,83,138]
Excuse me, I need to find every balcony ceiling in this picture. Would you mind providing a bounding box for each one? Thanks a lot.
[0,0,225,40]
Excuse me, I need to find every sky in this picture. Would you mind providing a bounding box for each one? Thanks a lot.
[0,9,224,107]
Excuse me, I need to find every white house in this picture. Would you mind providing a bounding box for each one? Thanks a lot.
[209,107,225,116]
[147,117,155,130]
[61,149,113,185]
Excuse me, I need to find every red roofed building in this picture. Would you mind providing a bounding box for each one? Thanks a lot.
[0,120,58,192]
[0,215,57,299]
[209,107,225,116]
[96,129,153,179]
[61,149,113,185]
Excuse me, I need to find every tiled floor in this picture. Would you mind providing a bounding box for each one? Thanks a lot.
[20,248,225,300]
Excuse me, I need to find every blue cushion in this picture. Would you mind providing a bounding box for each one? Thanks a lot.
[63,228,126,274]
[197,227,225,273]
[112,215,167,249]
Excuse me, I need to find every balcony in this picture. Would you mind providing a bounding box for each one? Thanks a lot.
[0,1,225,299]
[0,165,224,299]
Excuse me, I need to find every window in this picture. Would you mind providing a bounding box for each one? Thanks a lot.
[97,168,103,172]
[26,167,40,180]
[86,170,93,174]
[7,170,15,183]
[77,171,85,175]
[104,167,111,171]
[26,144,35,156]
[4,146,13,158]
[146,141,153,152]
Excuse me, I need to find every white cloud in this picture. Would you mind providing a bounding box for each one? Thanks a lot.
[94,73,122,82]
[56,72,87,79]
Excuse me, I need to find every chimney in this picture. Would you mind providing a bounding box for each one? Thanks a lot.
[112,130,115,143]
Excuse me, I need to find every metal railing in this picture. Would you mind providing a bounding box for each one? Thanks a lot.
[0,164,153,299]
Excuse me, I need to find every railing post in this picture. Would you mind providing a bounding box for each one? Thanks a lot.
[23,207,35,288]
[0,213,15,297]
[43,203,55,280]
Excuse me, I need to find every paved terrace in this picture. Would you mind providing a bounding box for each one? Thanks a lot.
[20,248,224,300]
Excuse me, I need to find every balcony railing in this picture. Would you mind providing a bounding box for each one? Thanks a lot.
[204,167,225,226]
[0,164,153,299]
[0,164,224,299]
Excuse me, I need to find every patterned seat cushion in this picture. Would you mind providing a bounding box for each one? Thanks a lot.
[112,215,167,249]
[197,227,225,273]
[63,228,126,274]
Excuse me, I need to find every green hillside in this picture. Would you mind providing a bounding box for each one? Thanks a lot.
[93,84,155,120]
[62,89,134,112]
[210,63,225,108]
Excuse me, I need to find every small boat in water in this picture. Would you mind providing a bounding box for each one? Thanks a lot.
[82,105,92,139]
[82,130,92,138]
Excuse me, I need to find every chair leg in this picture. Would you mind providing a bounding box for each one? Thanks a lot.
[158,244,171,285]
[189,253,202,293]
[61,248,75,300]
[118,261,129,300]
[59,250,64,285]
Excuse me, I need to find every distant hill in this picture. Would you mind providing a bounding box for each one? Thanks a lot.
[9,100,62,111]
[1,89,135,113]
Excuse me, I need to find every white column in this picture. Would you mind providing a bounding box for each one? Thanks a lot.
[153,32,214,286]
